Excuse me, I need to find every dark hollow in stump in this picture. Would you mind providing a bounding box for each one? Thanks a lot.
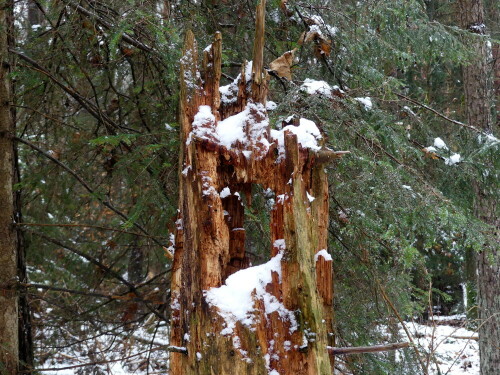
[169,2,338,374]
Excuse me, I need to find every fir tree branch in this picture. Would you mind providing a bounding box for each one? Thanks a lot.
[15,222,166,240]
[9,48,132,134]
[21,282,169,304]
[25,229,169,322]
[64,1,154,54]
[396,93,485,134]
[13,136,165,247]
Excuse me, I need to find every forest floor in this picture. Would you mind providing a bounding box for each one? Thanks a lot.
[38,315,478,374]
[402,315,479,375]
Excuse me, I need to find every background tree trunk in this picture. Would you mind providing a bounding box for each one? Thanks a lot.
[168,2,335,373]
[0,0,19,373]
[458,1,499,374]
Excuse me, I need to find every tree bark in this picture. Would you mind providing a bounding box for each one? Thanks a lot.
[458,1,500,374]
[168,2,335,373]
[0,0,19,373]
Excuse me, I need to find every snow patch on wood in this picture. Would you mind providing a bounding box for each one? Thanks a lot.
[204,251,298,335]
[315,249,332,262]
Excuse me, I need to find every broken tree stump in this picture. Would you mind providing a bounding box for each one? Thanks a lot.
[169,2,344,373]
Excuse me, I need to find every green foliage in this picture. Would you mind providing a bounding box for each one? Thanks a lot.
[12,0,498,373]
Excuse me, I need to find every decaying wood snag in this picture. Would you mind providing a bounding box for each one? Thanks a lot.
[169,1,344,373]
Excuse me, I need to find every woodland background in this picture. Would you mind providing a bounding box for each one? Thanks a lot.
[1,0,498,374]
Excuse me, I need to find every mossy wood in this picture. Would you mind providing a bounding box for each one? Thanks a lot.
[169,2,335,373]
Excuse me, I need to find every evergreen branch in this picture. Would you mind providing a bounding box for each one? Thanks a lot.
[10,48,130,134]
[21,282,168,304]
[20,283,115,300]
[354,130,403,165]
[64,1,154,54]
[396,93,485,134]
[13,136,165,247]
[25,229,169,322]
[15,222,166,240]
[328,205,429,374]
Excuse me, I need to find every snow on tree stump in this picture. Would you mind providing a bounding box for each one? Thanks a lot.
[169,3,341,373]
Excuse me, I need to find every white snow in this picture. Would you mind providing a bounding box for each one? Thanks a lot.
[215,110,247,147]
[429,314,466,322]
[424,146,437,153]
[244,61,253,82]
[166,232,175,254]
[445,153,461,165]
[216,102,268,149]
[219,81,239,104]
[219,61,253,104]
[306,14,339,36]
[204,250,297,335]
[301,78,343,98]
[402,321,479,375]
[273,239,286,251]
[402,185,412,191]
[434,137,449,150]
[242,150,252,159]
[220,187,231,198]
[271,118,322,157]
[355,97,373,110]
[314,249,332,262]
[306,191,316,202]
[479,133,499,144]
[266,101,277,110]
[190,105,216,142]
[189,101,269,152]
[192,95,323,162]
[182,165,191,176]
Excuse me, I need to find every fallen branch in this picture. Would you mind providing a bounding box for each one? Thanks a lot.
[327,342,410,355]
[450,335,479,341]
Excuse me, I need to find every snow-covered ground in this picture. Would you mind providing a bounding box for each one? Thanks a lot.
[402,317,479,375]
[39,316,478,374]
